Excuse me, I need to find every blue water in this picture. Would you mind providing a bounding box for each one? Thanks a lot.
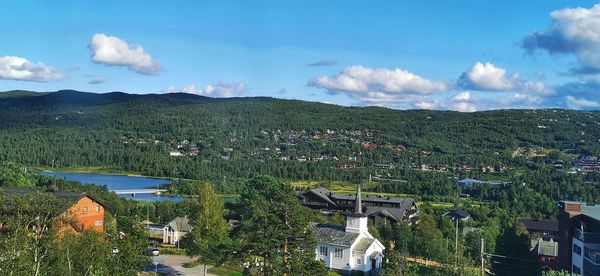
[39,172,186,202]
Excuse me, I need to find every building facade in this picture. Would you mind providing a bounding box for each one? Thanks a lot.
[558,201,600,275]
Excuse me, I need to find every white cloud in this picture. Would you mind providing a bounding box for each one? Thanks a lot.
[452,91,471,101]
[89,33,161,75]
[522,4,600,79]
[458,62,517,91]
[310,65,449,95]
[566,96,600,108]
[495,93,543,107]
[0,56,63,82]
[162,82,247,98]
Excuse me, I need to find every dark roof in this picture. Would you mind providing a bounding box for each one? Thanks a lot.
[365,206,406,221]
[330,193,409,204]
[304,187,337,206]
[310,222,359,247]
[517,219,558,232]
[445,210,470,219]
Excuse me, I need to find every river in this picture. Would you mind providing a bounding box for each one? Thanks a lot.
[39,171,187,202]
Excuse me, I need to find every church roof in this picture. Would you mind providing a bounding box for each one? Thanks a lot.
[353,237,374,252]
[310,222,359,247]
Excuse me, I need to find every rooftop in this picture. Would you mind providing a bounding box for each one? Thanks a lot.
[517,218,558,232]
[310,223,359,247]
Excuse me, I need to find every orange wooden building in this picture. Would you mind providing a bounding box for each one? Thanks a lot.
[55,191,106,233]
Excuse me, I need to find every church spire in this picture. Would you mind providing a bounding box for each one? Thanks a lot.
[354,183,362,214]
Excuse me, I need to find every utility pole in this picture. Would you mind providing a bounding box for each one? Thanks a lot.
[480,237,485,275]
[455,218,459,267]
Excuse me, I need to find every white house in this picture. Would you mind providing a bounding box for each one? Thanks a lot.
[162,217,193,244]
[311,185,385,274]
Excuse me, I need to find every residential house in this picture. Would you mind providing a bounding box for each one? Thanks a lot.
[517,218,559,240]
[557,200,600,275]
[444,210,471,222]
[163,217,193,245]
[532,238,558,272]
[311,185,385,274]
[0,189,106,233]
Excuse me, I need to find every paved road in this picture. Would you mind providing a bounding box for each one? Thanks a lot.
[149,254,215,276]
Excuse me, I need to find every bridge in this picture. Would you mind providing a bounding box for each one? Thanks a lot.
[110,189,167,196]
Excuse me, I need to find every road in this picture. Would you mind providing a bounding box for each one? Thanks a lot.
[149,254,215,276]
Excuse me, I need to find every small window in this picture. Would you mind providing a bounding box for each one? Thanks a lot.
[334,248,343,258]
[319,246,328,256]
[83,207,88,214]
[95,220,103,226]
[95,206,100,213]
[356,258,362,265]
[574,244,582,255]
[573,264,581,275]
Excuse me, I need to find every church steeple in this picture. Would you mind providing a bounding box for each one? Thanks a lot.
[354,183,363,214]
[346,183,368,234]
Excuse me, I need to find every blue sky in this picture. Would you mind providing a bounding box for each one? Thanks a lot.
[1,1,600,111]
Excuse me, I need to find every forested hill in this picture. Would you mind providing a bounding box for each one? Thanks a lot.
[0,90,599,184]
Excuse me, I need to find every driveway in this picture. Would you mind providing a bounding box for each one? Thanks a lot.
[149,254,215,276]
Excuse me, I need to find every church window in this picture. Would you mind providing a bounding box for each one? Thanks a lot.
[319,246,328,256]
[334,248,343,258]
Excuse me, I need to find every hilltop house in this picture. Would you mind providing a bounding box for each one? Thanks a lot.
[311,185,385,274]
[298,187,419,226]
[163,217,193,244]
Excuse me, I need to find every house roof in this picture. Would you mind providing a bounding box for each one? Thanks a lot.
[536,239,558,257]
[166,217,193,232]
[353,237,374,252]
[445,210,470,219]
[310,222,359,247]
[305,188,337,206]
[365,206,404,221]
[1,188,106,209]
[330,193,409,204]
[517,219,558,232]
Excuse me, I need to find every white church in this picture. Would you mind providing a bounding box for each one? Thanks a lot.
[310,185,385,274]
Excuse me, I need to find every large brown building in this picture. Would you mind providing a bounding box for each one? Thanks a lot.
[557,200,600,275]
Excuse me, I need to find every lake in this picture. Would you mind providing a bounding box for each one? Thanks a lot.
[39,171,187,202]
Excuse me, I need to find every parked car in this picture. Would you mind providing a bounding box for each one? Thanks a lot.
[147,248,160,256]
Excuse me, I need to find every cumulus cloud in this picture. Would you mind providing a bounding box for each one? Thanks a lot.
[458,62,518,91]
[0,56,63,82]
[89,33,161,75]
[522,4,600,79]
[457,62,553,96]
[162,82,247,97]
[308,59,338,67]
[309,65,449,102]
